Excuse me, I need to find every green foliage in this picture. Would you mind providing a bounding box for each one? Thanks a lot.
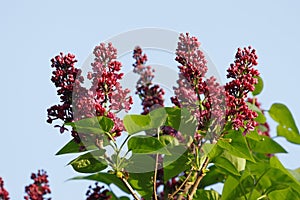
[58,105,300,199]
[246,131,287,154]
[218,130,255,162]
[252,76,264,96]
[289,168,300,182]
[163,146,189,182]
[68,150,107,173]
[123,107,197,137]
[214,152,246,176]
[123,108,167,135]
[199,165,226,188]
[128,172,154,199]
[128,135,171,155]
[269,103,300,144]
[247,102,266,124]
[71,173,130,194]
[65,116,114,135]
[194,189,221,200]
[125,154,156,173]
[55,139,97,155]
[222,156,300,200]
[54,86,300,200]
[164,107,198,137]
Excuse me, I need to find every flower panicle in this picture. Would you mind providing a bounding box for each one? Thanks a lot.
[24,170,51,200]
[47,52,83,136]
[172,33,225,139]
[0,177,10,200]
[48,42,133,140]
[85,182,112,200]
[225,46,260,133]
[133,46,165,115]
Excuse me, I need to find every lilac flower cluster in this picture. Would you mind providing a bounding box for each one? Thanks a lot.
[85,183,112,200]
[225,46,260,132]
[0,177,9,200]
[24,170,51,200]
[47,42,133,140]
[75,42,133,137]
[172,33,225,136]
[47,53,81,134]
[132,46,165,115]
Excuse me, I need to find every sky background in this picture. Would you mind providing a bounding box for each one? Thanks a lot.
[1,0,300,199]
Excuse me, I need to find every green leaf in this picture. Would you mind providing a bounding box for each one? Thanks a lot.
[68,150,107,173]
[118,197,130,200]
[214,152,245,176]
[98,116,115,132]
[246,102,266,124]
[268,187,300,200]
[207,143,223,160]
[222,175,242,200]
[164,107,182,130]
[127,135,171,155]
[202,143,216,156]
[246,131,287,154]
[289,168,300,182]
[265,184,290,195]
[123,108,167,135]
[129,172,153,199]
[199,165,226,188]
[125,154,156,173]
[194,189,221,200]
[270,156,300,185]
[222,156,300,200]
[123,114,150,134]
[277,125,300,144]
[214,156,241,176]
[164,107,197,137]
[70,173,130,194]
[246,131,261,141]
[269,103,300,144]
[252,76,264,96]
[218,131,255,162]
[163,146,189,182]
[224,152,246,172]
[65,116,114,134]
[55,139,97,155]
[252,157,300,198]
[264,169,300,199]
[159,135,179,146]
[123,107,197,138]
[269,103,299,133]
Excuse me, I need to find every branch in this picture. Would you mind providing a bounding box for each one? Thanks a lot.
[187,157,209,200]
[153,127,161,200]
[153,153,159,200]
[177,178,193,200]
[168,170,193,199]
[95,138,114,165]
[120,177,140,200]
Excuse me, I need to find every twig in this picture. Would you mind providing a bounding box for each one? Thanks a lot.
[187,157,209,200]
[248,168,270,200]
[177,179,193,200]
[153,153,159,200]
[168,170,193,199]
[153,127,161,200]
[95,138,114,165]
[120,177,140,200]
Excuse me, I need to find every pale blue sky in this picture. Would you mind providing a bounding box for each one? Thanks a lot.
[1,0,300,199]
